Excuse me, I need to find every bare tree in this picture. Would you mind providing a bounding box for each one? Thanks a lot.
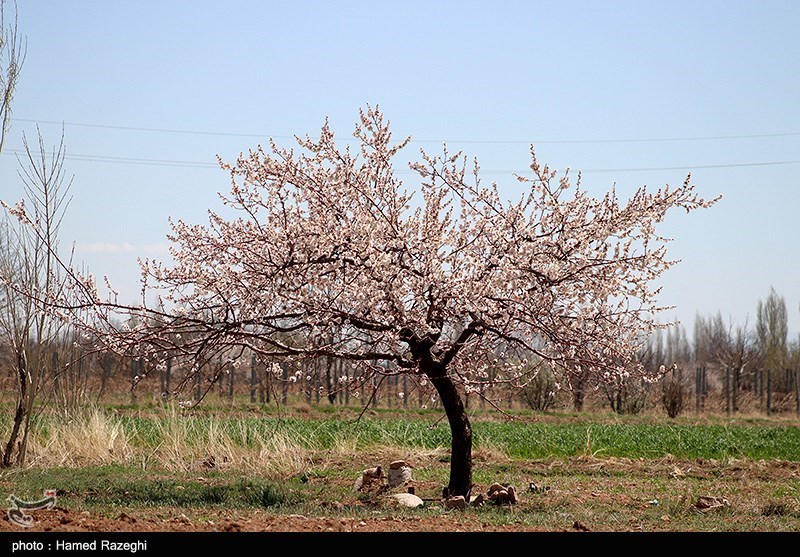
[0,131,74,466]
[0,0,24,153]
[756,288,788,377]
[10,107,719,495]
[665,323,692,366]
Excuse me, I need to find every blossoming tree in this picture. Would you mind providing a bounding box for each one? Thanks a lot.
[5,106,719,496]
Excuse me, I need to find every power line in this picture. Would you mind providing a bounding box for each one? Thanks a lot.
[577,160,800,173]
[1,149,219,168]
[12,117,800,145]
[12,118,273,140]
[3,148,799,174]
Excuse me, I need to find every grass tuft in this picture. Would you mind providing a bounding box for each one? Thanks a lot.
[26,408,134,467]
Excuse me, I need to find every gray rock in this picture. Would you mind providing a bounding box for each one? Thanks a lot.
[387,493,424,508]
[387,465,413,487]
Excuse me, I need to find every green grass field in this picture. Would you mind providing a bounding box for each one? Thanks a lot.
[107,414,800,460]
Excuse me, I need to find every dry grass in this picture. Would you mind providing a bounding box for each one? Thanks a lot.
[20,408,318,478]
[145,411,316,477]
[26,409,135,467]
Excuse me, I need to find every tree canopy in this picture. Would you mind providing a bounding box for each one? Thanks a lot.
[3,106,720,493]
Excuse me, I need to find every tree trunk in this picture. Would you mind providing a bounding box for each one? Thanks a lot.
[425,363,472,499]
[573,388,585,412]
[3,350,28,468]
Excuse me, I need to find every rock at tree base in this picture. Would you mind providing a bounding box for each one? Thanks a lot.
[443,496,466,511]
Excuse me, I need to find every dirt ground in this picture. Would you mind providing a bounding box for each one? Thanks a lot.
[3,456,800,532]
[2,507,549,533]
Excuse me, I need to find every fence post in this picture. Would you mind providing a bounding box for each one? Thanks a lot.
[250,355,256,403]
[795,368,799,416]
[281,361,288,405]
[195,365,202,402]
[160,358,166,397]
[702,366,708,411]
[51,351,60,403]
[403,374,408,408]
[261,359,269,404]
[753,367,758,399]
[344,362,350,406]
[229,361,235,401]
[314,359,321,404]
[337,359,344,405]
[131,358,138,405]
[725,367,730,416]
[732,366,738,413]
[165,357,172,398]
[383,364,394,408]
[767,370,772,416]
[695,367,701,414]
[305,361,312,405]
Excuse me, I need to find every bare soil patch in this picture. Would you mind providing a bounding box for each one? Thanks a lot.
[3,456,799,532]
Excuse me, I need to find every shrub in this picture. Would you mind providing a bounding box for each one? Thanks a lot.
[661,374,685,419]
[521,370,557,412]
[604,377,648,415]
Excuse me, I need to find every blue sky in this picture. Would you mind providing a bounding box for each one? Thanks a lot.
[1,0,798,338]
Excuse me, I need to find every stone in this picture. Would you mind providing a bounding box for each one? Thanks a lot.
[387,493,424,508]
[354,466,384,491]
[387,464,413,487]
[528,482,550,494]
[572,520,590,532]
[695,495,730,513]
[487,483,505,496]
[443,495,466,511]
[487,483,518,505]
[507,485,518,504]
